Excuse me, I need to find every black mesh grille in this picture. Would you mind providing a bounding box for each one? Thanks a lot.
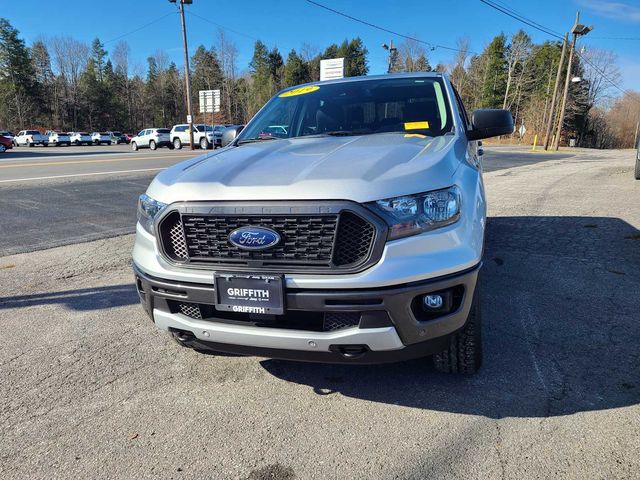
[182,215,338,264]
[323,312,361,331]
[333,212,376,266]
[159,208,378,271]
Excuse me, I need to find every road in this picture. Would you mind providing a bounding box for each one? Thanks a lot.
[0,144,609,256]
[0,145,202,255]
[0,146,638,479]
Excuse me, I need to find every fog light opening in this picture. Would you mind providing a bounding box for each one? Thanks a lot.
[423,294,444,309]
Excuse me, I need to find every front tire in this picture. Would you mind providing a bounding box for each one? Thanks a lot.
[149,140,157,150]
[635,154,640,180]
[433,287,482,374]
[131,141,138,151]
[173,138,182,150]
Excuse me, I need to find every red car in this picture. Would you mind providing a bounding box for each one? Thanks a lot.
[0,135,13,153]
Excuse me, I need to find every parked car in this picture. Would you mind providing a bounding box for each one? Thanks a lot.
[123,133,134,143]
[46,131,71,146]
[14,130,48,147]
[213,124,236,148]
[258,125,289,138]
[69,132,92,145]
[635,139,640,180]
[108,131,127,144]
[170,124,215,150]
[92,132,111,145]
[0,130,15,142]
[131,128,172,151]
[133,73,514,373]
[0,135,13,153]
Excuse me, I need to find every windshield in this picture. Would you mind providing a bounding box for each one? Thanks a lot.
[238,77,453,143]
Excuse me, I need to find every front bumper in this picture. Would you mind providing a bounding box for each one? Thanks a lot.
[133,262,480,364]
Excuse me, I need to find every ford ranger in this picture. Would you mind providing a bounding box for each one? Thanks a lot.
[132,73,513,373]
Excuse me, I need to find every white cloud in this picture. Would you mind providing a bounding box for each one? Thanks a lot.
[576,0,640,23]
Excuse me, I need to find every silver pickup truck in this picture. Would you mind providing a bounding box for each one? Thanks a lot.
[132,73,513,373]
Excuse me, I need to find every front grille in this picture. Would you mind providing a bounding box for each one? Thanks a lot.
[334,212,376,266]
[178,302,202,320]
[158,205,381,272]
[183,214,337,264]
[323,312,360,331]
[168,300,360,332]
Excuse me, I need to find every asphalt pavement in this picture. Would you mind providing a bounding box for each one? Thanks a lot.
[0,145,202,255]
[1,146,639,479]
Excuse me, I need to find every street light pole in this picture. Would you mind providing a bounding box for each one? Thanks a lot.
[543,33,568,151]
[552,12,592,151]
[177,0,195,150]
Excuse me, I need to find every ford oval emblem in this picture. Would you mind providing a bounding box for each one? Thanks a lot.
[228,226,281,251]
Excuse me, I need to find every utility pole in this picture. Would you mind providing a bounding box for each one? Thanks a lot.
[553,12,592,151]
[382,40,397,74]
[174,0,195,149]
[634,118,639,149]
[543,33,568,151]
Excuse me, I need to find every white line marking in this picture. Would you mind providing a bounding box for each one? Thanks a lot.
[0,167,165,184]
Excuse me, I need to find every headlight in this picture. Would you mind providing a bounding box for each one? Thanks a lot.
[137,194,167,235]
[368,186,461,240]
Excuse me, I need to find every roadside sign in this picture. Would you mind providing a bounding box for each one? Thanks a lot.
[199,89,221,113]
[320,58,344,81]
[186,114,192,123]
[518,124,526,137]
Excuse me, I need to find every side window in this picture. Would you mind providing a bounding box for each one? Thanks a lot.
[452,85,471,129]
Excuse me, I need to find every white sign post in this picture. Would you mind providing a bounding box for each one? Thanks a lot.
[320,58,345,81]
[199,89,221,130]
[199,89,220,114]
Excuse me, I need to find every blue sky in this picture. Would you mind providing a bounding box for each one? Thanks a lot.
[7,0,640,92]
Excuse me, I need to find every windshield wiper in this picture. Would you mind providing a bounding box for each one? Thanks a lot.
[236,136,281,145]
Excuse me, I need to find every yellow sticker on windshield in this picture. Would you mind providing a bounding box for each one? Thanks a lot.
[404,121,430,130]
[279,85,320,97]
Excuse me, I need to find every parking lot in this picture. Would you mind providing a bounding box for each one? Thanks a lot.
[0,146,638,479]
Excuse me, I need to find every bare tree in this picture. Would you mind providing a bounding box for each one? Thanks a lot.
[50,36,89,129]
[217,29,239,122]
[580,48,621,108]
[503,30,532,110]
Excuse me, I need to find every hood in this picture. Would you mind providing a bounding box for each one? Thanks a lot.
[148,133,462,204]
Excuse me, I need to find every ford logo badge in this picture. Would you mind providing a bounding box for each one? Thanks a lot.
[228,226,281,251]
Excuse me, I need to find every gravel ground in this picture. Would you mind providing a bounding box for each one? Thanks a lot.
[1,147,639,479]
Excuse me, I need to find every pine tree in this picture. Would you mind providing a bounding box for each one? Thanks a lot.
[0,18,39,128]
[283,49,308,87]
[479,34,508,109]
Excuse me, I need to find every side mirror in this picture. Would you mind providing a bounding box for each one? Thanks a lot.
[221,125,244,147]
[467,109,514,141]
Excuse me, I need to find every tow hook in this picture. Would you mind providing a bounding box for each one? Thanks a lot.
[329,345,369,359]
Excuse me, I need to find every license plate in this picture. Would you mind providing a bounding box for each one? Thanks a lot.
[214,273,284,315]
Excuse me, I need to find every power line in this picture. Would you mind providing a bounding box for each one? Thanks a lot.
[590,36,640,41]
[489,0,564,38]
[478,0,564,40]
[105,12,176,44]
[304,0,470,54]
[186,11,258,42]
[477,0,639,103]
